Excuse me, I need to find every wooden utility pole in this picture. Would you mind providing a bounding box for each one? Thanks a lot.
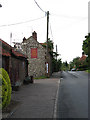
[56,45,58,71]
[56,45,57,60]
[46,11,49,56]
[46,11,49,77]
[10,32,12,46]
[0,4,2,7]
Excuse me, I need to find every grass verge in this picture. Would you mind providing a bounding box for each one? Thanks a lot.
[35,76,47,79]
[85,70,90,73]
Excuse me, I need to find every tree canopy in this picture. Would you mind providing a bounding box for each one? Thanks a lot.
[82,33,90,56]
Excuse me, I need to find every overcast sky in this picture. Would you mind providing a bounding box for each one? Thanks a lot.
[0,0,89,62]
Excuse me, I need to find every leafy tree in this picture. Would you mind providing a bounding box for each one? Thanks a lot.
[73,57,80,70]
[69,55,88,71]
[47,38,54,51]
[82,33,90,56]
[62,61,69,71]
[42,38,54,51]
[82,33,90,70]
[52,58,62,72]
[69,57,80,70]
[57,59,62,71]
[43,38,62,72]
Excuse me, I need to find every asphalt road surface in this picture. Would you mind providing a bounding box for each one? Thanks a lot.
[57,71,88,118]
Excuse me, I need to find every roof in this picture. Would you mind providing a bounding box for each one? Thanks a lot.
[12,49,27,58]
[0,39,12,49]
[79,55,86,61]
[0,39,27,58]
[0,46,11,57]
[40,43,47,46]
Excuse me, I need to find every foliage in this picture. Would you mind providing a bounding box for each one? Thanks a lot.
[53,52,59,58]
[0,68,12,109]
[82,33,89,70]
[57,59,62,71]
[52,58,62,72]
[78,58,88,71]
[42,38,54,51]
[43,38,62,72]
[86,70,90,73]
[69,57,80,70]
[47,38,54,51]
[69,55,88,71]
[35,76,47,79]
[82,33,90,56]
[61,61,69,71]
[0,74,8,109]
[0,86,2,109]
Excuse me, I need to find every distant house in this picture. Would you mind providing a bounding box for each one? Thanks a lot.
[21,31,52,77]
[0,39,28,87]
[79,52,87,62]
[79,52,87,70]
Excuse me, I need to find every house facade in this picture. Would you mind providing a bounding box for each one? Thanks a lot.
[22,31,52,77]
[0,39,28,87]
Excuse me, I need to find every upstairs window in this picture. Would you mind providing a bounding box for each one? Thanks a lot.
[31,48,37,58]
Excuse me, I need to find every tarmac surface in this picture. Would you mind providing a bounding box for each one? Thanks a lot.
[57,71,88,118]
[2,72,60,119]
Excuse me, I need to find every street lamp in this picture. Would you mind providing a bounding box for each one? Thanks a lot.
[0,4,2,7]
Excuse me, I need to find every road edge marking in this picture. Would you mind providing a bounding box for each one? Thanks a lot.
[53,78,60,118]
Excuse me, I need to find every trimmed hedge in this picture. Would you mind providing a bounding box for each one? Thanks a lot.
[0,85,2,109]
[0,68,12,109]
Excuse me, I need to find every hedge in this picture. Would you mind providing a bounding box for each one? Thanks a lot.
[0,68,12,109]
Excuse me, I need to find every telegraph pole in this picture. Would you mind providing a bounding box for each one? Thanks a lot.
[46,11,49,77]
[56,45,58,71]
[0,4,2,7]
[46,11,49,56]
[10,32,12,46]
[56,45,57,60]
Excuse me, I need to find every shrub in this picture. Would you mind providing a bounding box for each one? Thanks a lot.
[0,68,12,109]
[0,85,2,109]
[0,74,8,109]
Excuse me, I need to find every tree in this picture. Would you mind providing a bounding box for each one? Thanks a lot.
[42,38,62,72]
[61,61,69,71]
[52,58,62,72]
[73,57,80,70]
[82,33,90,56]
[82,33,90,70]
[69,57,80,70]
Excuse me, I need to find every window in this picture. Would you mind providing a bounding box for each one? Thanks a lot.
[31,48,37,58]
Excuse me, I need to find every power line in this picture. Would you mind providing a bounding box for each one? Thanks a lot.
[49,23,54,41]
[33,0,46,15]
[0,16,46,27]
[50,13,87,20]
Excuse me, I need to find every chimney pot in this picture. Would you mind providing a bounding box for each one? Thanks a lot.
[32,31,37,41]
[23,37,26,42]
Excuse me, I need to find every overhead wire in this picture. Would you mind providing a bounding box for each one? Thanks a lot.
[49,23,54,41]
[0,16,46,27]
[33,0,47,16]
[50,13,87,21]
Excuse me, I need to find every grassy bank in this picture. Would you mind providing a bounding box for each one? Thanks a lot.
[85,70,90,73]
[35,76,47,80]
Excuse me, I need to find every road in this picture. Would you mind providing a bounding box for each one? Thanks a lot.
[57,71,88,118]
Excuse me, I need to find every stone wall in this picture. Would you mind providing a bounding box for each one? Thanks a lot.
[22,37,47,77]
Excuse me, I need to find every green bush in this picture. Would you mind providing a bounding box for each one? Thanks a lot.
[0,85,2,109]
[0,74,8,109]
[0,68,12,109]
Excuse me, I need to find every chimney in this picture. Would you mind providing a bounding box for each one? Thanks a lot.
[82,52,85,56]
[23,37,26,43]
[32,31,37,41]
